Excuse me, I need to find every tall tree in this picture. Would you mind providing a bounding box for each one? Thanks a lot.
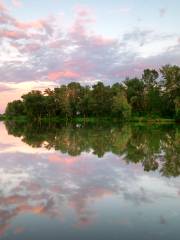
[21,91,46,120]
[112,89,131,119]
[142,69,159,89]
[160,65,180,117]
[54,86,71,119]
[91,82,112,116]
[5,100,25,117]
[67,82,82,117]
[124,78,145,116]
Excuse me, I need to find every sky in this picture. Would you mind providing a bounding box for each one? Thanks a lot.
[0,0,180,113]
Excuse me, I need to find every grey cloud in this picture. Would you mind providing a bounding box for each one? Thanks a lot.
[159,8,167,17]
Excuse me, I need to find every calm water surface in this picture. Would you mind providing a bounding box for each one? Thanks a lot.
[0,121,180,240]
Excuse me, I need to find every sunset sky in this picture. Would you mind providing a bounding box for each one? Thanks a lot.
[0,0,180,113]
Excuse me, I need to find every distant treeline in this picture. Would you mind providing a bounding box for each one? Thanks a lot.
[5,65,180,121]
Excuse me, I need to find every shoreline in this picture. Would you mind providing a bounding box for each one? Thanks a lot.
[0,116,177,124]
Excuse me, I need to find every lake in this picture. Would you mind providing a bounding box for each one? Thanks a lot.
[0,121,180,240]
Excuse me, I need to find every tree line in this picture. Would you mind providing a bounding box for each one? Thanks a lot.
[5,65,180,121]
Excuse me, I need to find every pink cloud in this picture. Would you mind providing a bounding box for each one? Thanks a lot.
[0,29,28,40]
[0,84,15,92]
[75,5,93,17]
[70,5,95,38]
[49,154,80,165]
[48,70,80,80]
[48,39,68,49]
[15,20,45,30]
[24,43,41,52]
[91,35,116,46]
[64,59,95,73]
[11,0,22,8]
[0,13,15,25]
[15,43,41,53]
[0,1,7,12]
[0,15,8,24]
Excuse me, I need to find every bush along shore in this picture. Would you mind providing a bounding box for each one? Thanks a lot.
[4,65,180,123]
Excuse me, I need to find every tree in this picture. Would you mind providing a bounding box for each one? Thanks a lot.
[124,78,145,115]
[54,86,71,119]
[160,65,180,97]
[145,86,162,116]
[5,100,24,117]
[142,69,159,89]
[91,82,112,116]
[67,82,82,117]
[21,91,46,120]
[141,69,161,116]
[44,88,56,118]
[79,86,93,118]
[175,97,180,121]
[160,65,180,117]
[112,90,131,119]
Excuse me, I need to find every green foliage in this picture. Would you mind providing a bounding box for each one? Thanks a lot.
[142,69,159,89]
[91,82,113,116]
[112,90,131,119]
[124,78,145,115]
[160,65,180,117]
[175,97,180,121]
[5,100,25,117]
[21,90,48,119]
[54,85,71,118]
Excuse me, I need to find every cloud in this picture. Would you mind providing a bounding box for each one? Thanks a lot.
[0,3,177,85]
[74,5,94,18]
[109,7,131,15]
[159,8,166,17]
[69,5,96,39]
[0,1,16,26]
[118,7,131,13]
[48,70,80,81]
[0,29,28,40]
[14,20,45,30]
[0,83,16,92]
[0,0,7,12]
[122,29,153,47]
[11,0,22,8]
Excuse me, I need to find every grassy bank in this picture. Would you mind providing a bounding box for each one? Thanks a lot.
[131,117,176,124]
[0,115,5,121]
[1,115,177,125]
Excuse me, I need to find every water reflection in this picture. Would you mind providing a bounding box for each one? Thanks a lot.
[0,121,180,239]
[5,121,180,177]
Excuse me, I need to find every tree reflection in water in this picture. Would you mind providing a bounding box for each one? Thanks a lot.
[5,120,180,177]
